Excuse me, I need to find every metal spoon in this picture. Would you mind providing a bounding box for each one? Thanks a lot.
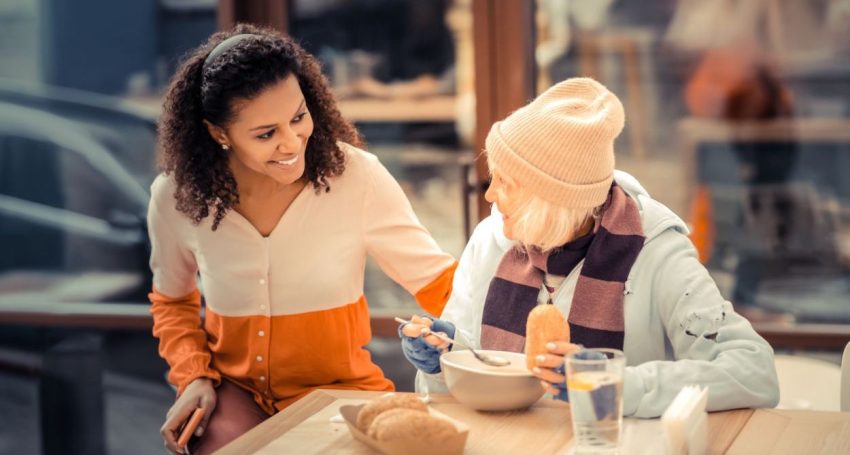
[395,317,511,367]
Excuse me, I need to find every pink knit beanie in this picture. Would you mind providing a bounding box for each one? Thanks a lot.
[486,77,625,208]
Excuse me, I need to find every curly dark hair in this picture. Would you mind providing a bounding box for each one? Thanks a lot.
[158,23,362,230]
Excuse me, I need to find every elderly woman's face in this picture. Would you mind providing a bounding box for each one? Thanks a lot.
[485,168,521,239]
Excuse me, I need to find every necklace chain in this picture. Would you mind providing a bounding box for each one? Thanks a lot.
[542,275,556,305]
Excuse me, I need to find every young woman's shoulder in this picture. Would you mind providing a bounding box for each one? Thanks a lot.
[333,141,387,186]
[336,140,377,167]
[149,172,182,218]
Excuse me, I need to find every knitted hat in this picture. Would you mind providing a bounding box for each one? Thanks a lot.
[486,77,625,208]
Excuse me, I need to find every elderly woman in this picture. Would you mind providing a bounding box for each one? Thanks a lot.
[399,78,779,418]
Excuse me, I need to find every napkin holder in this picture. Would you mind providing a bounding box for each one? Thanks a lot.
[661,385,708,455]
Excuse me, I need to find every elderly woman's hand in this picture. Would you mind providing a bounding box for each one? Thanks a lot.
[398,315,455,374]
[530,341,582,401]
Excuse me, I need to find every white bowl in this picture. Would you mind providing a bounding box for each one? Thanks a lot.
[440,350,545,411]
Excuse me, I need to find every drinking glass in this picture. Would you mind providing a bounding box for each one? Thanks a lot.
[565,348,625,454]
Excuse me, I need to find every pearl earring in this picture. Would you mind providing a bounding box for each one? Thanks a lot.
[221,144,230,151]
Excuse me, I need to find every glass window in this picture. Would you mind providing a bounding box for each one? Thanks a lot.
[0,0,216,97]
[0,137,140,219]
[0,0,209,308]
[534,0,850,324]
[291,0,475,312]
[0,135,150,301]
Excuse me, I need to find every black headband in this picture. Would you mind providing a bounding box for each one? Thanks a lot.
[203,34,258,72]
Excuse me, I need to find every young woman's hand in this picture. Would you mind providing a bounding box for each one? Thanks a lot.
[398,314,455,374]
[160,377,217,454]
[530,341,582,401]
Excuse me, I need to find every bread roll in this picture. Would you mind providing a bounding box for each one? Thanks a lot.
[367,408,457,443]
[525,304,570,370]
[355,393,428,433]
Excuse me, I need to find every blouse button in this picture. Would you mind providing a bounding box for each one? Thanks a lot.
[260,304,266,310]
[259,278,266,285]
[259,376,266,382]
[256,355,263,362]
[258,330,265,337]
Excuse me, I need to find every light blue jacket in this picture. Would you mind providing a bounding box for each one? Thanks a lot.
[419,171,780,418]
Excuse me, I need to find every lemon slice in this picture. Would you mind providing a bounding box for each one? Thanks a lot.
[567,376,596,392]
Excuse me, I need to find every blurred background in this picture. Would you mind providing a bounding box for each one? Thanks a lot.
[1,0,849,453]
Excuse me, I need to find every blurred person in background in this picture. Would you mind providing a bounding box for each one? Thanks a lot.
[684,46,797,322]
[150,24,457,454]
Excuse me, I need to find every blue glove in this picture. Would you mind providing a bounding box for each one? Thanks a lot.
[399,317,456,374]
[552,364,569,402]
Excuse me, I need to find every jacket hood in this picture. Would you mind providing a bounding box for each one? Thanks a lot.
[613,170,689,242]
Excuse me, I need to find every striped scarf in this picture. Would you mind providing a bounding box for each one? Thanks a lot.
[480,183,644,352]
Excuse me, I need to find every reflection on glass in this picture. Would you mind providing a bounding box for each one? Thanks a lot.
[290,0,475,142]
[290,0,475,314]
[535,0,850,324]
[0,108,154,304]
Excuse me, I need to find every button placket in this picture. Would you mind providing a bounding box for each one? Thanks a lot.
[258,276,268,311]
[257,326,270,389]
[258,238,272,395]
[259,238,271,314]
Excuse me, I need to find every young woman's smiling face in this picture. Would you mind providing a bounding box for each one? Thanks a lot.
[209,74,314,186]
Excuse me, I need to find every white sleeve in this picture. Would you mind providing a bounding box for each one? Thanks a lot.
[623,230,780,418]
[361,153,455,315]
[416,216,494,393]
[438,213,505,350]
[148,177,198,297]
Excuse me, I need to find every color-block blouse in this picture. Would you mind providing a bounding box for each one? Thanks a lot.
[148,143,457,413]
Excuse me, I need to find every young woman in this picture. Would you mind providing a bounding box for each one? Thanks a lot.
[150,24,456,454]
[399,77,779,418]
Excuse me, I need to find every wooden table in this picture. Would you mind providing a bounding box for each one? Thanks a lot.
[216,390,850,454]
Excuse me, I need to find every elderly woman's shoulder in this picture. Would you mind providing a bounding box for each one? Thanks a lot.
[470,208,515,254]
[614,170,688,239]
